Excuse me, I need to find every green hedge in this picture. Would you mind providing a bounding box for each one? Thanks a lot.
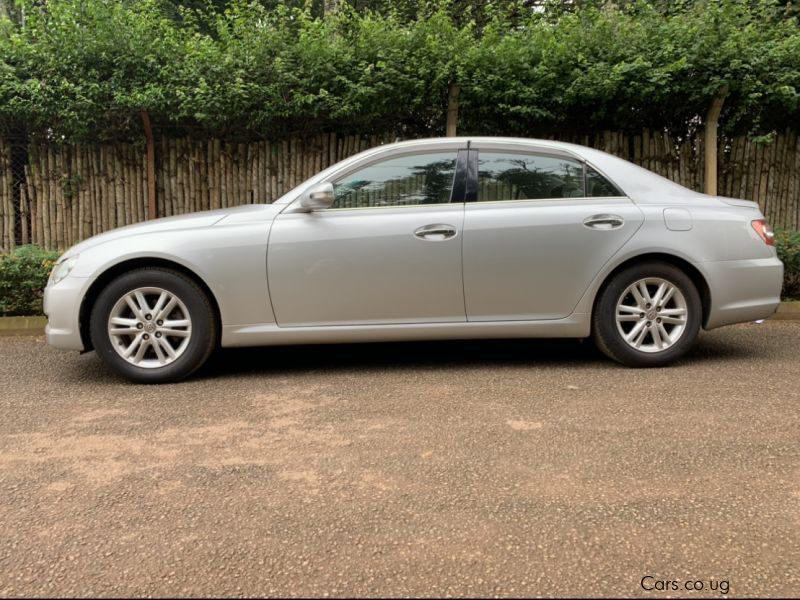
[0,0,798,141]
[0,245,59,317]
[776,229,800,300]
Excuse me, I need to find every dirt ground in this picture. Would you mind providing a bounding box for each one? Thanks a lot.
[1,322,799,597]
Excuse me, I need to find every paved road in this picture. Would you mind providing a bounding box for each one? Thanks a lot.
[1,322,798,597]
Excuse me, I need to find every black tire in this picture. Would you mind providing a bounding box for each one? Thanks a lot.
[592,262,702,367]
[90,267,217,383]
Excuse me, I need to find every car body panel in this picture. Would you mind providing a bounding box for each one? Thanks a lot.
[267,204,467,326]
[42,136,784,356]
[462,197,644,321]
[44,205,282,351]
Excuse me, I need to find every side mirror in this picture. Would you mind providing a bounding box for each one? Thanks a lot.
[298,182,335,212]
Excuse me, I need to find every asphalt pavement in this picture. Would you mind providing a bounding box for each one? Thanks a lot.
[0,321,798,597]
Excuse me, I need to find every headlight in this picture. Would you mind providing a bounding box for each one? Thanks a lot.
[50,255,79,285]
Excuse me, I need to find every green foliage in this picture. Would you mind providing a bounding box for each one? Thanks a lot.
[0,245,60,316]
[775,229,800,300]
[0,0,798,141]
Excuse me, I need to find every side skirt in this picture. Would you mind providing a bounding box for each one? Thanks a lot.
[221,314,591,348]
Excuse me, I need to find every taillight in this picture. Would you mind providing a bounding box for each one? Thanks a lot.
[751,219,775,246]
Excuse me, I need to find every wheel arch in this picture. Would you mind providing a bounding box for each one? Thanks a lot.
[592,253,712,329]
[79,258,222,352]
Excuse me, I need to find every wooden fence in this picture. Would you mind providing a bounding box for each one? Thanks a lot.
[1,129,798,252]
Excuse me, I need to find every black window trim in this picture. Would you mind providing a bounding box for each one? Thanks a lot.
[451,148,469,203]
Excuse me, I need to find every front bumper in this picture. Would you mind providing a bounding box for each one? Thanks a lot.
[43,276,92,351]
[701,256,784,330]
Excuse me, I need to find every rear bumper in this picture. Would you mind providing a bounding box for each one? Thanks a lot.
[700,257,783,329]
[43,276,92,351]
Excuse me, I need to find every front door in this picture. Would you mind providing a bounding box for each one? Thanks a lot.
[268,149,467,327]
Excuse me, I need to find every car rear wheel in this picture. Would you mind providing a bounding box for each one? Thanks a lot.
[90,268,217,383]
[592,262,701,367]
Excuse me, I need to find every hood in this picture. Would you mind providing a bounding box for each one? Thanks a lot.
[62,204,275,257]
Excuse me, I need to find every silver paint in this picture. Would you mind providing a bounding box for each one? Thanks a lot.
[43,137,783,355]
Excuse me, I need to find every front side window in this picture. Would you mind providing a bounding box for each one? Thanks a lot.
[332,152,458,209]
[476,152,584,202]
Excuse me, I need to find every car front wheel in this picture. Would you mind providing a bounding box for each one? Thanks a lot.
[90,268,217,383]
[592,262,702,367]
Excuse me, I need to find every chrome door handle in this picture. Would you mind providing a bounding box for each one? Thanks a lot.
[583,214,624,230]
[414,224,457,240]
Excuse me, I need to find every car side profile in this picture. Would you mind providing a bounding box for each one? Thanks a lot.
[43,137,783,383]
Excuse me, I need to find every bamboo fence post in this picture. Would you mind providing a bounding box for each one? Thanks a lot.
[207,139,215,210]
[84,146,93,236]
[260,140,267,203]
[740,137,751,200]
[76,145,84,241]
[1,140,7,251]
[24,163,35,245]
[215,139,223,209]
[140,111,157,220]
[105,145,115,231]
[228,142,236,205]
[20,183,29,246]
[190,138,198,212]
[127,144,136,223]
[704,88,727,196]
[195,141,201,211]
[41,147,51,248]
[728,136,740,197]
[176,138,185,215]
[199,142,208,211]
[113,145,123,228]
[780,130,795,228]
[31,153,42,245]
[171,138,181,215]
[0,140,7,252]
[737,136,747,199]
[794,135,800,228]
[279,139,286,196]
[235,142,243,205]
[135,144,143,223]
[186,140,195,213]
[228,141,236,205]
[290,137,298,189]
[170,138,179,216]
[758,141,771,216]
[55,146,65,249]
[87,147,96,237]
[749,141,761,204]
[219,142,227,208]
[97,145,106,232]
[269,142,278,202]
[70,146,78,244]
[124,145,133,224]
[767,134,781,226]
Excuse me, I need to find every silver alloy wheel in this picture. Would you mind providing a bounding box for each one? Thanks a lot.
[615,277,688,354]
[107,287,192,369]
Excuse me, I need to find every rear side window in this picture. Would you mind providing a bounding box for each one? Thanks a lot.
[476,152,584,201]
[586,166,623,197]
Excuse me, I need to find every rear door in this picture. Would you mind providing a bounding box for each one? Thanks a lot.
[462,144,644,321]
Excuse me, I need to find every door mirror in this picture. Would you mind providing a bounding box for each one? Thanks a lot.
[298,182,335,211]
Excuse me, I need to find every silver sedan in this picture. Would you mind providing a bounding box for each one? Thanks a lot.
[43,137,783,383]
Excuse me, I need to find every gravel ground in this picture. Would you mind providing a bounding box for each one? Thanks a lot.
[0,321,799,598]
